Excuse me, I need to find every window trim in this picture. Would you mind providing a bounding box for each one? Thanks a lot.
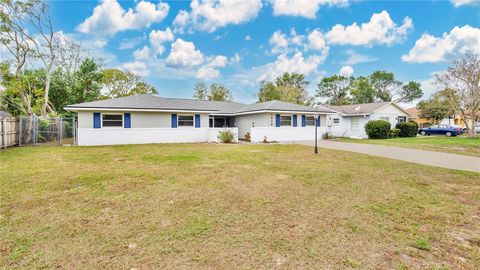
[380,117,390,122]
[177,114,195,128]
[398,116,407,123]
[351,116,359,131]
[101,113,123,128]
[332,117,340,125]
[280,114,292,127]
[305,115,315,126]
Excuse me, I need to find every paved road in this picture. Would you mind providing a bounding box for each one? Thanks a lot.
[293,140,480,173]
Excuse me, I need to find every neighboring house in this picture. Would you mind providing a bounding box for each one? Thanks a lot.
[324,102,411,139]
[407,107,469,128]
[64,94,334,146]
[407,107,431,128]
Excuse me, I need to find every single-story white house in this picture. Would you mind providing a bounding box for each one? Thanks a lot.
[65,94,335,146]
[323,102,412,139]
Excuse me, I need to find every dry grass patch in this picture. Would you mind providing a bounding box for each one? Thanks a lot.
[1,143,479,269]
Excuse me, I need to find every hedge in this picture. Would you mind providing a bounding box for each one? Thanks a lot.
[389,128,401,138]
[396,121,418,137]
[365,120,391,139]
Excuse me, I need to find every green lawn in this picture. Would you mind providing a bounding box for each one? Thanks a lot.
[1,144,479,269]
[336,136,480,157]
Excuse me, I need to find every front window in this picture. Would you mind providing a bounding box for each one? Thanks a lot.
[380,117,389,121]
[178,115,194,127]
[306,116,315,126]
[351,117,359,131]
[332,118,340,125]
[102,114,122,127]
[280,115,292,126]
[398,116,406,123]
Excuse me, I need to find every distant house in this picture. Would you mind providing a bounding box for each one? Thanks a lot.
[65,94,335,146]
[324,102,411,139]
[407,107,431,128]
[407,107,469,128]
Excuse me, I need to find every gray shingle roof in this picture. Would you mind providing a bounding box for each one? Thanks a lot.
[323,102,392,115]
[236,100,318,113]
[65,94,330,114]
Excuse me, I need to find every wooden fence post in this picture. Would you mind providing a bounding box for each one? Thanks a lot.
[1,118,5,148]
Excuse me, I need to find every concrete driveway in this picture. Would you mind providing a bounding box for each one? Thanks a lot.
[293,140,480,173]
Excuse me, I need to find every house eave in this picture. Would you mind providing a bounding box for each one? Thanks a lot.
[64,107,217,114]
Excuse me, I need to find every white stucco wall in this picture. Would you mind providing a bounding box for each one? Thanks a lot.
[250,126,327,143]
[76,111,227,146]
[370,104,409,128]
[77,111,209,129]
[326,104,410,139]
[236,113,326,141]
[236,113,274,140]
[327,114,370,138]
[78,128,239,146]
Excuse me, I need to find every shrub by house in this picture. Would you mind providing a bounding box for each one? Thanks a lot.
[396,122,418,137]
[365,120,391,139]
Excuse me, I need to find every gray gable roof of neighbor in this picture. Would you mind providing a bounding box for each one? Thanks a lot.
[323,102,393,115]
[65,94,331,114]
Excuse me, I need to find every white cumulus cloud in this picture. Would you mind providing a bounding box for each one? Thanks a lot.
[149,27,174,55]
[269,29,305,54]
[339,65,354,77]
[196,55,228,80]
[307,29,327,51]
[133,46,153,61]
[121,61,150,77]
[340,49,378,65]
[258,51,327,82]
[401,25,480,63]
[271,0,349,19]
[450,0,480,7]
[166,38,205,68]
[325,10,413,46]
[173,0,262,33]
[76,0,169,36]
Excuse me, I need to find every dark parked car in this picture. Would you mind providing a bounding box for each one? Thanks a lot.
[418,125,462,137]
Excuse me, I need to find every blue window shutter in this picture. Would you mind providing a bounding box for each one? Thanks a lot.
[171,114,177,128]
[195,114,200,128]
[316,116,321,127]
[293,115,297,127]
[93,113,101,128]
[124,113,131,128]
[275,114,280,127]
[301,115,306,127]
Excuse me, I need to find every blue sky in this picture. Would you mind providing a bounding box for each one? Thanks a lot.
[47,0,480,104]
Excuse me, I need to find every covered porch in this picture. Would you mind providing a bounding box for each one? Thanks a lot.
[209,115,236,128]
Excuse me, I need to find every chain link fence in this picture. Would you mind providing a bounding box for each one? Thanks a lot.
[18,116,76,146]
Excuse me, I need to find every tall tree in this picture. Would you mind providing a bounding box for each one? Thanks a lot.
[436,52,480,137]
[101,68,157,98]
[316,75,351,105]
[368,71,400,101]
[193,81,208,100]
[73,58,103,103]
[349,77,375,104]
[398,81,423,103]
[1,0,34,116]
[208,83,233,101]
[417,90,454,125]
[1,0,73,116]
[367,71,423,103]
[192,81,233,101]
[257,72,313,105]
